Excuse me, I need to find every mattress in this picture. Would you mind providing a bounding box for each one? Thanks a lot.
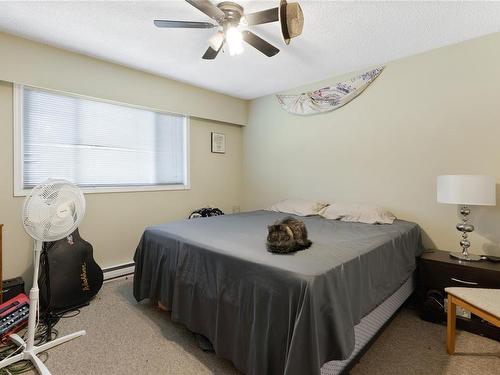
[321,274,416,374]
[133,210,422,375]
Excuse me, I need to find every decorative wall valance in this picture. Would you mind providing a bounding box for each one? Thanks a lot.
[276,66,384,115]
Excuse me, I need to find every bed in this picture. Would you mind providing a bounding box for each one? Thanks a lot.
[133,210,422,375]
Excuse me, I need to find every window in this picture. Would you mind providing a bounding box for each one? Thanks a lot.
[14,85,189,195]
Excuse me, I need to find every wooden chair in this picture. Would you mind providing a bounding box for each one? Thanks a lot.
[445,287,500,354]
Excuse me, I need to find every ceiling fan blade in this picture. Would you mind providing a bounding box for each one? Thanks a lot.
[202,44,222,60]
[242,31,280,57]
[186,0,225,23]
[154,20,217,29]
[245,7,279,26]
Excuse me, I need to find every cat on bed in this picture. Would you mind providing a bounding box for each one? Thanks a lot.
[267,216,312,254]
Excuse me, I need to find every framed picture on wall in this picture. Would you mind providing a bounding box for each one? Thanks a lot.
[211,132,226,154]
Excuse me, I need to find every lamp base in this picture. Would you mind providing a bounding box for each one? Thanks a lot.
[449,251,482,262]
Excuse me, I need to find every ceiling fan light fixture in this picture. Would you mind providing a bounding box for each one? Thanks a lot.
[226,26,244,56]
[208,31,225,50]
[154,0,294,59]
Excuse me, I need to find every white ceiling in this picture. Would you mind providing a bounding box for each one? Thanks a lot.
[0,1,500,99]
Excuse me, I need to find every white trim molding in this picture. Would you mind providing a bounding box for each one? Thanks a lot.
[13,84,24,197]
[13,84,191,196]
[103,262,135,282]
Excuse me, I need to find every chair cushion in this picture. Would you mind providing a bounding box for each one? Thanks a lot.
[445,287,500,319]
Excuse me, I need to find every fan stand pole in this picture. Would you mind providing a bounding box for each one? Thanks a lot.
[0,240,86,375]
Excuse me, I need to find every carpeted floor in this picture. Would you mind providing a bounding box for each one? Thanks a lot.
[23,278,499,375]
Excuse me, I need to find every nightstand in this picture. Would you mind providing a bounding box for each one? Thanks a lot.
[417,249,500,341]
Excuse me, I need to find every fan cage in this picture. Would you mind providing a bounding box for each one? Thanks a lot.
[22,179,86,241]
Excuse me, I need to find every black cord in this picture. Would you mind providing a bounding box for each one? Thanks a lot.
[0,321,58,375]
[0,241,83,374]
[58,310,81,319]
[0,289,81,373]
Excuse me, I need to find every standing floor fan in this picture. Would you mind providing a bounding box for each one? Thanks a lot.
[0,179,86,375]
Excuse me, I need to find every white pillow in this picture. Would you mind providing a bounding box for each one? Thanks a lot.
[267,198,329,217]
[319,203,396,224]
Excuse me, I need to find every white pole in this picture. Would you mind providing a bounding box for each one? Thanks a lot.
[26,240,42,351]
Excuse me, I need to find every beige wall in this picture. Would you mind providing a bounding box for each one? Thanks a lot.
[1,80,243,280]
[0,32,248,126]
[0,32,247,281]
[3,28,500,284]
[243,32,500,256]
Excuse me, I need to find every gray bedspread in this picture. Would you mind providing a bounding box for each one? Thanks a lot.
[133,210,422,375]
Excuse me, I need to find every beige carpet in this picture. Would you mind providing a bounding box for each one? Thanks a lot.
[23,278,499,375]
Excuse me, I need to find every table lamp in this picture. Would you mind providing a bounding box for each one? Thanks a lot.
[437,175,496,261]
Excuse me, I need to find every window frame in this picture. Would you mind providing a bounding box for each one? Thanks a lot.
[13,84,190,196]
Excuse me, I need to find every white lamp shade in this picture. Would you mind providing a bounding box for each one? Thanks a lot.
[437,175,496,206]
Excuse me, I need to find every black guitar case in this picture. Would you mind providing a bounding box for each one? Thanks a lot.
[39,228,103,313]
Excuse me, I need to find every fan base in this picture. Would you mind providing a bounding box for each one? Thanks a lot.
[0,330,86,375]
[217,2,244,24]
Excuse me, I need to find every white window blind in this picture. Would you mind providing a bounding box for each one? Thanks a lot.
[19,86,187,191]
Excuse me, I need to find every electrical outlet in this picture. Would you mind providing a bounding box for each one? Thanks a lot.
[457,305,471,319]
[232,205,241,213]
[444,298,471,319]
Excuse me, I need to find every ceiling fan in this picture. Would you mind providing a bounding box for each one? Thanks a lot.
[154,0,304,60]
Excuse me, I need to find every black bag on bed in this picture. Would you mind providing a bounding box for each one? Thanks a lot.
[188,207,224,219]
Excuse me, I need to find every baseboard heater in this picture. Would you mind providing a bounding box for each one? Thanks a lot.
[103,262,135,281]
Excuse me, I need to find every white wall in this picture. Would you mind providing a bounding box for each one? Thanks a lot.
[243,32,500,256]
